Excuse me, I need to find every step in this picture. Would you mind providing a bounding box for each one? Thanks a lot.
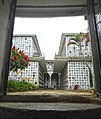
[0,102,101,119]
[0,95,101,104]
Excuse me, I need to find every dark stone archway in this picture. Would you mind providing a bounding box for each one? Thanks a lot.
[0,0,101,96]
[51,73,59,89]
[44,73,50,89]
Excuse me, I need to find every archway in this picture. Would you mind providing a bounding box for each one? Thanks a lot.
[51,73,59,89]
[44,73,50,89]
[0,0,101,96]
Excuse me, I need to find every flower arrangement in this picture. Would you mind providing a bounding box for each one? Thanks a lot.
[10,45,30,73]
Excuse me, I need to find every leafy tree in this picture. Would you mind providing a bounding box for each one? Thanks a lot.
[67,33,93,88]
[10,45,30,73]
[67,33,90,55]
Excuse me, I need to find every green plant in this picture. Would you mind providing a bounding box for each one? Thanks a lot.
[7,80,37,92]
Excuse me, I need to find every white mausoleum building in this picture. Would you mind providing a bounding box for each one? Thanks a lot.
[54,33,95,90]
[9,35,47,89]
[9,33,94,90]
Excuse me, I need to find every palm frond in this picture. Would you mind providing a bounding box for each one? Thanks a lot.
[67,40,79,46]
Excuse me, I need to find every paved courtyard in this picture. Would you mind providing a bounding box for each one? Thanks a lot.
[0,89,97,104]
[8,89,94,96]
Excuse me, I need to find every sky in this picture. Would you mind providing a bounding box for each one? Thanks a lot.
[13,16,88,60]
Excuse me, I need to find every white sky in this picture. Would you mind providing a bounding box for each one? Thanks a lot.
[13,16,88,60]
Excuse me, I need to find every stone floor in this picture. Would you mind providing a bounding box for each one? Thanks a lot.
[0,90,97,104]
[0,90,101,119]
[0,102,101,111]
[8,89,94,96]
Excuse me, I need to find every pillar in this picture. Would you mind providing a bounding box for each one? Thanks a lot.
[87,0,101,94]
[50,73,51,87]
[0,0,17,95]
[58,73,61,89]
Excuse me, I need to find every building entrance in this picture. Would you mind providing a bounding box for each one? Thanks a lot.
[44,73,59,89]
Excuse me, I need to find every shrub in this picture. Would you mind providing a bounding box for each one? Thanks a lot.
[7,80,37,92]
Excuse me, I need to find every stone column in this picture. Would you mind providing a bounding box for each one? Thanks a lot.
[50,73,51,88]
[87,0,101,94]
[0,0,17,95]
[58,73,61,89]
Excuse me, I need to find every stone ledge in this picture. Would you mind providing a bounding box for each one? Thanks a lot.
[0,103,101,119]
[0,95,101,105]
